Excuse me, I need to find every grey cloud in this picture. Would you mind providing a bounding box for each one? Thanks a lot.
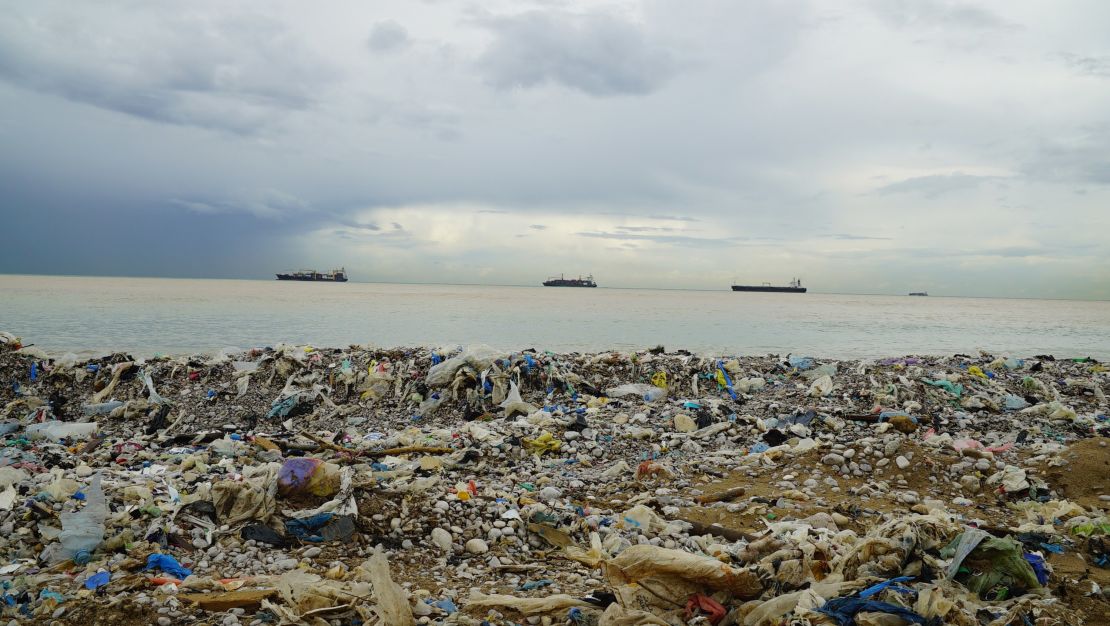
[576,231,741,247]
[875,172,1000,198]
[1021,128,1110,185]
[367,21,409,52]
[0,6,335,134]
[171,189,310,219]
[475,10,679,96]
[1056,53,1110,77]
[528,224,547,230]
[824,234,892,241]
[646,215,699,222]
[871,0,1017,30]
[614,225,679,232]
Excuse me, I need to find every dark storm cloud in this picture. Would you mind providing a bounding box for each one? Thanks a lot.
[475,10,679,96]
[875,173,1000,198]
[367,21,410,52]
[0,5,335,135]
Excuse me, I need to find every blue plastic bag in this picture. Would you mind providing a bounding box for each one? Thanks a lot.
[144,553,192,579]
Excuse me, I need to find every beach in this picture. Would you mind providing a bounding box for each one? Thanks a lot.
[1,331,1108,624]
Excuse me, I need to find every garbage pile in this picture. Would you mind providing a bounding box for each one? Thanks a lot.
[1,329,1108,625]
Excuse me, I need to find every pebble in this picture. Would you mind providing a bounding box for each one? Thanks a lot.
[465,538,489,554]
[821,453,844,466]
[431,528,453,552]
[895,456,910,470]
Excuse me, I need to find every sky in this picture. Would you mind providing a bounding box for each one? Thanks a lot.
[0,0,1108,299]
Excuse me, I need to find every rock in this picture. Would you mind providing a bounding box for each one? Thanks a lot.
[465,538,489,554]
[303,547,322,558]
[895,456,910,470]
[822,453,845,466]
[431,528,453,552]
[960,475,981,494]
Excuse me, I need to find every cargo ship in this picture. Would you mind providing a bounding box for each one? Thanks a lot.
[276,268,349,282]
[543,274,597,288]
[731,278,806,293]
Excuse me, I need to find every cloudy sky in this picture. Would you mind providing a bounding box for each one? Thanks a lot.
[1,0,1108,298]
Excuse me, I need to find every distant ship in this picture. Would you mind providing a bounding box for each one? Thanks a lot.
[543,274,597,288]
[276,268,349,282]
[909,292,928,296]
[731,278,806,293]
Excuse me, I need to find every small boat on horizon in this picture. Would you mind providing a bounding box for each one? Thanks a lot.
[731,278,807,293]
[543,274,597,288]
[276,267,349,282]
[909,292,928,296]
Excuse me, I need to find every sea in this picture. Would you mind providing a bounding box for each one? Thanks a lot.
[1,274,1108,360]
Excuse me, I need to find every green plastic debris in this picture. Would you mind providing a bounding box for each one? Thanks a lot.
[924,379,964,398]
[942,530,1041,599]
[1071,522,1110,537]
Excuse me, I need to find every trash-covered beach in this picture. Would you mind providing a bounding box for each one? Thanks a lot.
[1,330,1107,625]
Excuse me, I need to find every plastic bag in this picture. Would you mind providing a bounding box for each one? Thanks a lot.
[466,590,591,616]
[57,474,106,563]
[808,375,833,397]
[605,545,763,601]
[500,381,537,416]
[277,458,341,498]
[605,384,655,399]
[362,550,414,624]
[426,345,504,387]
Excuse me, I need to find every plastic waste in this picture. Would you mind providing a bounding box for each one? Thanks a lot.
[144,553,193,579]
[924,379,963,397]
[942,531,1041,598]
[277,458,341,498]
[417,392,445,416]
[500,381,537,416]
[815,597,933,626]
[25,420,98,442]
[808,375,834,397]
[84,571,110,590]
[57,474,107,563]
[83,400,124,416]
[426,345,504,387]
[362,550,414,624]
[788,355,815,370]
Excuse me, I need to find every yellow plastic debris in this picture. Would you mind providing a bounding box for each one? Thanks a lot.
[523,431,562,455]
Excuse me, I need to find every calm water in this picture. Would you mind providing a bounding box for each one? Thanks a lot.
[1,275,1108,359]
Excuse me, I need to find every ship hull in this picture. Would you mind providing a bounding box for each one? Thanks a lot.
[543,281,596,287]
[276,274,348,282]
[731,285,806,293]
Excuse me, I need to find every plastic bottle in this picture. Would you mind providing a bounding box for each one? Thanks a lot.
[83,400,124,416]
[643,387,666,402]
[57,474,107,563]
[25,421,99,442]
